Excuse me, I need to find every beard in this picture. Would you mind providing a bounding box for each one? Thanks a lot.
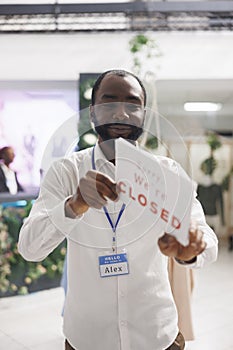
[94,123,143,142]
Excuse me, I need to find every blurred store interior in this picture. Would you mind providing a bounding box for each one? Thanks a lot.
[0,1,233,349]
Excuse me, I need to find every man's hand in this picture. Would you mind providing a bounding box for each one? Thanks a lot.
[158,221,207,263]
[66,170,119,217]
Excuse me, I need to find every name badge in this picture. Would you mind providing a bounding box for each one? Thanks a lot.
[99,252,129,278]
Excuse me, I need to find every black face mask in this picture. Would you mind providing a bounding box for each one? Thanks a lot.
[93,122,144,142]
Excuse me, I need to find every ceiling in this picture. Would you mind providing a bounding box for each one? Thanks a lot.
[1,1,233,32]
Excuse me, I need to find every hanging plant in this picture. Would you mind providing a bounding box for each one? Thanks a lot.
[206,132,222,153]
[200,132,222,176]
[200,156,217,176]
[129,33,163,76]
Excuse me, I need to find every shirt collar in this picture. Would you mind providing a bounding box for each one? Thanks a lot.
[1,163,12,173]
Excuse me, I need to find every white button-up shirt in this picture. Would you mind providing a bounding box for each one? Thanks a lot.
[0,163,18,194]
[18,144,218,350]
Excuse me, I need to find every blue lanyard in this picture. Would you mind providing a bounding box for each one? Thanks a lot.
[102,205,126,233]
[91,146,125,251]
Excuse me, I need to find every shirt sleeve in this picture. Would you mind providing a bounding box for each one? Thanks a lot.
[182,193,218,269]
[18,158,83,262]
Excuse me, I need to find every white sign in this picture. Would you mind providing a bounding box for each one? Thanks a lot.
[116,138,193,246]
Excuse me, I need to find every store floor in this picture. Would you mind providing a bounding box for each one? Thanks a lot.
[0,240,233,350]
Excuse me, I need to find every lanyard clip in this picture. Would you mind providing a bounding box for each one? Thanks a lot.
[112,236,116,252]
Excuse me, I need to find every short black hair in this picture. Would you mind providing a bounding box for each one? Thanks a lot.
[91,69,147,106]
[0,146,11,159]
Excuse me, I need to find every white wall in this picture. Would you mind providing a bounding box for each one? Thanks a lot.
[0,31,233,80]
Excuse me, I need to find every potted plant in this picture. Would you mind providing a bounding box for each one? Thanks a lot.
[0,202,66,297]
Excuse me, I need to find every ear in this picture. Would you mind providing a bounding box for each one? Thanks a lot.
[141,107,146,127]
[143,107,146,120]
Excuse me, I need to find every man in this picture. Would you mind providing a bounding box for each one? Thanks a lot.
[0,146,24,194]
[18,69,218,350]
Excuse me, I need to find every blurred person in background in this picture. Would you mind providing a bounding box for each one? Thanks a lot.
[0,146,24,194]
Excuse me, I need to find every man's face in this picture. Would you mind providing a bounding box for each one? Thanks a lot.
[90,74,145,142]
[4,148,15,164]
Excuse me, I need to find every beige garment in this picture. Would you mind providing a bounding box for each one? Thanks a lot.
[168,258,195,341]
[205,214,221,236]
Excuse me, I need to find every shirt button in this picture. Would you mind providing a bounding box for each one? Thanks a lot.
[120,320,127,327]
[120,291,125,297]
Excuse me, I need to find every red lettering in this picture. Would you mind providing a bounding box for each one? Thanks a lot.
[171,216,181,229]
[161,208,169,222]
[118,181,126,193]
[134,173,144,185]
[138,194,147,206]
[129,186,136,200]
[150,201,158,214]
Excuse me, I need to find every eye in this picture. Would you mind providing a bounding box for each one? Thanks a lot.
[126,103,142,112]
[102,103,118,110]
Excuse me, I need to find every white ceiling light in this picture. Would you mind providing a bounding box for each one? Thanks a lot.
[184,102,222,112]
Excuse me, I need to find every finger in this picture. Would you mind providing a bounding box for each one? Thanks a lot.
[189,228,207,255]
[158,233,178,254]
[95,180,118,201]
[87,170,116,188]
[189,227,203,243]
[199,240,207,253]
[78,178,107,208]
[87,170,118,201]
[190,236,207,254]
[189,219,198,234]
[158,233,176,246]
[83,194,107,209]
[78,188,107,209]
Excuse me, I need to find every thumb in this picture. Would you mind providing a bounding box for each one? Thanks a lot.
[158,233,176,249]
